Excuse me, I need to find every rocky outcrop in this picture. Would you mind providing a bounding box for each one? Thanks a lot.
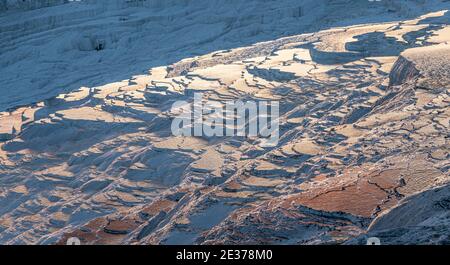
[390,44,450,88]
[389,55,420,86]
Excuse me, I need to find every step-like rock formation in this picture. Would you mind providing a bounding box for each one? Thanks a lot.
[390,44,450,88]
[0,0,448,245]
[0,0,443,111]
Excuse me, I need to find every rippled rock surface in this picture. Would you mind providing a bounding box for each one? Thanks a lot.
[0,0,449,245]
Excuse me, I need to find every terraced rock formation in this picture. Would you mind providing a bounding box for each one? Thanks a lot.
[0,1,449,245]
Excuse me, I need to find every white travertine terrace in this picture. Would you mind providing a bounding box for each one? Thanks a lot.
[0,0,449,245]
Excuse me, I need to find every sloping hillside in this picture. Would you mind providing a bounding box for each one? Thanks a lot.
[0,1,449,245]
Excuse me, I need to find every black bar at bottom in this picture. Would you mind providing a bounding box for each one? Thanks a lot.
[0,245,448,264]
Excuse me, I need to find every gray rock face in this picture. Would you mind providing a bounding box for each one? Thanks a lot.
[389,55,420,86]
[402,44,450,89]
[389,43,450,88]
